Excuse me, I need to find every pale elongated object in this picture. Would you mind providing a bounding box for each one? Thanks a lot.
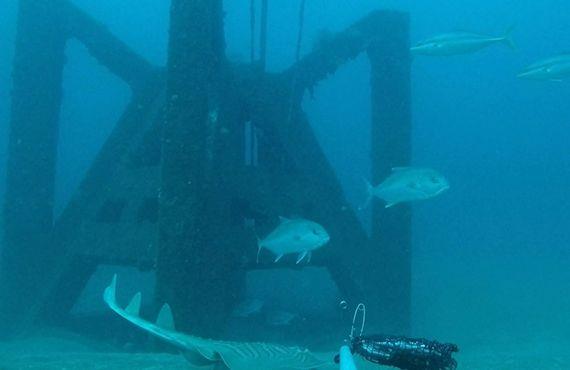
[103,274,331,369]
[411,27,515,56]
[339,345,358,370]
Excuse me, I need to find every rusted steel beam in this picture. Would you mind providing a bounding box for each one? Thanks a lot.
[156,0,240,337]
[266,11,412,334]
[0,0,68,336]
[284,10,393,96]
[39,76,166,324]
[235,72,370,308]
[367,11,412,334]
[61,0,158,89]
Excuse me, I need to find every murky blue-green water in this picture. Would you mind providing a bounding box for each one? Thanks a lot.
[1,1,569,369]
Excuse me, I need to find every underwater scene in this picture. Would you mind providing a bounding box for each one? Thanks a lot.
[1,0,570,369]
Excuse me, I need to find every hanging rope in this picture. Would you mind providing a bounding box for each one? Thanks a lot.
[286,0,307,126]
[250,0,256,63]
[259,0,268,70]
[295,0,306,62]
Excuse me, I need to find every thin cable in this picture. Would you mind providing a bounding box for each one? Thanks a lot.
[350,303,366,340]
[286,0,307,126]
[259,0,268,70]
[250,0,256,63]
[295,0,306,62]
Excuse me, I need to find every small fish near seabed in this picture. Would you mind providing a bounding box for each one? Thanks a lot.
[362,167,449,209]
[257,217,330,264]
[265,310,299,327]
[411,27,515,56]
[517,54,570,81]
[231,298,265,318]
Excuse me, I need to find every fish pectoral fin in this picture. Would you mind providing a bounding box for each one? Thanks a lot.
[385,202,397,208]
[181,349,221,368]
[296,251,309,264]
[274,254,284,263]
[278,216,291,223]
[293,235,301,241]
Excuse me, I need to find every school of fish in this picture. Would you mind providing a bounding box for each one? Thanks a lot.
[254,25,570,270]
[412,25,570,81]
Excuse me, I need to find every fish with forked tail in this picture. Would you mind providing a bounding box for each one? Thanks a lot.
[257,217,330,264]
[231,298,264,318]
[362,167,449,209]
[411,27,515,56]
[265,310,299,326]
[518,54,570,81]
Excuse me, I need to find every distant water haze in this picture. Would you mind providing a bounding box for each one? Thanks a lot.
[0,1,17,242]
[1,0,570,352]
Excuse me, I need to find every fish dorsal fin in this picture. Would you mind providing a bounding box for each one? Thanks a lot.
[103,274,118,304]
[392,167,410,172]
[278,216,290,223]
[125,292,142,316]
[156,303,175,330]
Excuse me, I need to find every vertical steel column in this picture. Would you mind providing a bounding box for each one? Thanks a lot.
[0,0,67,335]
[157,0,239,336]
[367,11,412,334]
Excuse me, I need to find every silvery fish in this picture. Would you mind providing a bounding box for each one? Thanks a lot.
[257,217,330,264]
[517,54,570,81]
[265,310,298,326]
[231,298,264,318]
[411,27,515,56]
[362,167,449,209]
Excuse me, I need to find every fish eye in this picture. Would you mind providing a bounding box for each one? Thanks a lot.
[431,176,440,184]
[312,229,320,235]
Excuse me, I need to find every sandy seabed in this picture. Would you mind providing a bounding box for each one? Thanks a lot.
[1,333,570,369]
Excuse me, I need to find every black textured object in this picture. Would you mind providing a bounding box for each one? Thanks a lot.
[341,335,458,370]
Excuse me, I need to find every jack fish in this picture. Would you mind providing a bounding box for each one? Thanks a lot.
[257,217,330,264]
[518,54,570,81]
[266,310,299,327]
[411,27,515,56]
[362,167,449,208]
[231,298,264,318]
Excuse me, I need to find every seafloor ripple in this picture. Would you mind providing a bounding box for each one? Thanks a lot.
[2,336,570,369]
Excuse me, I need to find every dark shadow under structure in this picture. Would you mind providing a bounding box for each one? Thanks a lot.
[1,0,412,340]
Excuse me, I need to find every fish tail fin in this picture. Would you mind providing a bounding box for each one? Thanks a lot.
[358,178,374,210]
[502,25,516,50]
